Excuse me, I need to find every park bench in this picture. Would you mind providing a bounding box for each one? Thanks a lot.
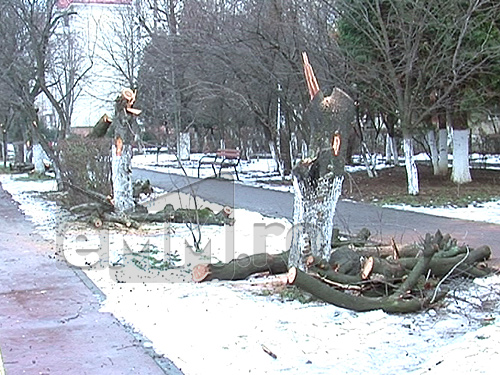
[197,149,241,180]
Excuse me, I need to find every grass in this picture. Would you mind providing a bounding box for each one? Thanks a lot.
[343,165,500,208]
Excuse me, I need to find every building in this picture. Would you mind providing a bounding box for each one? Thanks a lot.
[49,0,137,132]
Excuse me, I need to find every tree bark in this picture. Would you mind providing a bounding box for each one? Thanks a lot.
[289,53,356,270]
[88,114,112,139]
[112,89,139,213]
[437,126,449,175]
[288,234,440,313]
[385,133,399,166]
[384,112,399,166]
[32,143,46,173]
[451,127,472,184]
[403,135,419,195]
[426,129,439,175]
[192,251,289,282]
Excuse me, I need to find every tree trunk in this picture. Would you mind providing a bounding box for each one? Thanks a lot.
[2,129,8,168]
[268,139,283,175]
[32,143,46,173]
[437,115,449,175]
[112,143,134,212]
[385,133,399,166]
[289,54,356,270]
[403,135,419,195]
[384,112,399,166]
[112,89,139,213]
[13,142,24,164]
[451,127,472,184]
[192,251,289,282]
[427,129,439,175]
[289,88,355,270]
[178,132,190,161]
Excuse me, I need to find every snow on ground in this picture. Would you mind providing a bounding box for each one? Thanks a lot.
[1,164,500,375]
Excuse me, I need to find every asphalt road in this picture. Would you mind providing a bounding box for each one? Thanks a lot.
[133,168,500,263]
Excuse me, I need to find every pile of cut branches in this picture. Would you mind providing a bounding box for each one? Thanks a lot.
[68,187,233,229]
[193,229,493,313]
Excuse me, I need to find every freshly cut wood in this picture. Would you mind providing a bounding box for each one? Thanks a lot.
[361,257,374,280]
[126,107,142,116]
[190,229,491,313]
[192,251,289,282]
[391,238,400,260]
[90,215,103,228]
[361,256,407,281]
[288,235,440,313]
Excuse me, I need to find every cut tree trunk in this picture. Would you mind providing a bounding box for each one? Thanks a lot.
[192,251,289,282]
[192,230,492,312]
[289,53,355,270]
[288,234,440,313]
[112,89,140,213]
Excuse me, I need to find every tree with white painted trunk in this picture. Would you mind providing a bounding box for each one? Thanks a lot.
[426,127,439,174]
[335,0,500,194]
[289,53,356,270]
[436,112,449,176]
[112,88,141,213]
[450,111,472,184]
[402,132,419,196]
[383,113,399,166]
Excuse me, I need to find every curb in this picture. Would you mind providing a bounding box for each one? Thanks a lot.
[0,345,5,375]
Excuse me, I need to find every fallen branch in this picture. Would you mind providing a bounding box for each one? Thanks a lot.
[192,251,289,282]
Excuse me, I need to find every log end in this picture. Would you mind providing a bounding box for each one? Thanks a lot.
[93,218,103,228]
[287,267,298,285]
[361,256,374,280]
[192,264,211,282]
[222,206,233,217]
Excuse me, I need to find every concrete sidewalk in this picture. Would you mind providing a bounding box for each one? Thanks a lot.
[0,186,183,375]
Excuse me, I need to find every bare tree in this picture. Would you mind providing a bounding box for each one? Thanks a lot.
[332,0,500,192]
[3,0,93,187]
[98,3,144,89]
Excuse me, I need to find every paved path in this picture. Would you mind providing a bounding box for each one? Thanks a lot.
[0,186,183,375]
[133,168,500,265]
